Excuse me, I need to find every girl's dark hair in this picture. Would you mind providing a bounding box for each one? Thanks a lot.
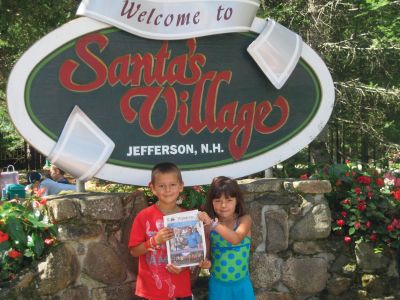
[205,176,246,219]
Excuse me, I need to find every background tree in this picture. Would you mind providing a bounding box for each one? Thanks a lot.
[0,0,399,172]
[0,1,78,167]
[261,0,400,169]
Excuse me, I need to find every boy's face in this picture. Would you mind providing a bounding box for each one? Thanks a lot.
[151,172,183,206]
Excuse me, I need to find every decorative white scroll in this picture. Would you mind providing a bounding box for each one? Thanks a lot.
[48,106,115,181]
[77,0,260,40]
[247,19,302,89]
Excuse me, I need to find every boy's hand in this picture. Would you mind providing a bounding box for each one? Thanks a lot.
[154,227,174,245]
[199,259,211,269]
[166,264,182,274]
[198,211,213,226]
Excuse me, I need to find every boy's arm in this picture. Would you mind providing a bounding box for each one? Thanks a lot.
[130,227,175,257]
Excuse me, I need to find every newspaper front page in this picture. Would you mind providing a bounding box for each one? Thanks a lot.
[164,210,206,267]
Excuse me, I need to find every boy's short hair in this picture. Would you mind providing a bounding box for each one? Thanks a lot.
[28,171,42,184]
[151,162,183,184]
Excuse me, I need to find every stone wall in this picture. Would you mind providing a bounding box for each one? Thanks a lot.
[1,179,399,300]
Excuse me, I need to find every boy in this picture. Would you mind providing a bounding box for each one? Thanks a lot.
[129,162,209,300]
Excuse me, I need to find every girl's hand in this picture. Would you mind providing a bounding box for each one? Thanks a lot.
[154,227,174,245]
[166,264,182,274]
[198,211,213,226]
[199,259,211,269]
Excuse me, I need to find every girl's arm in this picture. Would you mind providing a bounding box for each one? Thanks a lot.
[213,214,252,245]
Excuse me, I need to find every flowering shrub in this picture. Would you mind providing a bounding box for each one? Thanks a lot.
[326,162,400,249]
[0,189,57,282]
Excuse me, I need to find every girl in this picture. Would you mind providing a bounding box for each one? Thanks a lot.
[198,176,255,300]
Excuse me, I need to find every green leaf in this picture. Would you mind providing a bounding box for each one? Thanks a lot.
[5,216,27,246]
[349,227,356,235]
[32,231,44,258]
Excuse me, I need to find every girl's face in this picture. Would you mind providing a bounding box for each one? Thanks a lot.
[212,194,237,220]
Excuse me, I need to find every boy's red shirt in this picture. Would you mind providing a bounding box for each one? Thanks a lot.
[129,204,192,299]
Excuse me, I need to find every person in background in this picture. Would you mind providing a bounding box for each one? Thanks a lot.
[49,165,70,184]
[26,171,76,196]
[198,176,255,300]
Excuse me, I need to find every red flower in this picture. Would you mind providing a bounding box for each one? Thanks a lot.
[336,219,345,227]
[34,187,46,197]
[367,191,373,199]
[375,178,384,187]
[392,190,400,201]
[357,176,372,185]
[387,225,394,232]
[342,199,350,205]
[345,172,350,177]
[344,236,352,244]
[8,249,22,259]
[365,220,371,228]
[370,233,377,242]
[299,173,309,180]
[341,211,347,217]
[354,187,361,195]
[44,238,55,245]
[354,222,361,229]
[39,198,47,206]
[357,203,366,211]
[0,230,9,243]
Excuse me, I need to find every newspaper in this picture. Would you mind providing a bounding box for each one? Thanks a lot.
[164,210,206,268]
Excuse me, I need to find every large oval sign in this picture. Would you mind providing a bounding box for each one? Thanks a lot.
[7,17,334,185]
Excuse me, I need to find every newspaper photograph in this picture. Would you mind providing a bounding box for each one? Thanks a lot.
[164,209,206,268]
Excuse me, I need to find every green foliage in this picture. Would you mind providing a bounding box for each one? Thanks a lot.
[0,193,57,282]
[320,162,400,249]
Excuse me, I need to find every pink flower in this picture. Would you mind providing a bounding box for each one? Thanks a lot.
[341,211,347,217]
[344,236,352,244]
[44,238,55,245]
[8,249,22,259]
[387,225,394,232]
[367,192,373,199]
[342,199,350,205]
[354,222,361,229]
[354,187,361,195]
[336,219,345,227]
[365,220,371,228]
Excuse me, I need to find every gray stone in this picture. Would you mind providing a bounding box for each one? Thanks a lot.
[265,209,289,253]
[57,223,103,241]
[80,194,124,220]
[239,178,285,193]
[59,285,89,300]
[37,244,79,295]
[290,203,331,241]
[248,201,264,250]
[361,274,387,297]
[250,253,282,289]
[90,282,134,300]
[47,199,79,222]
[255,192,298,205]
[282,257,328,295]
[293,241,322,255]
[355,243,390,272]
[327,275,352,296]
[83,242,127,284]
[284,180,332,194]
[256,291,294,300]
